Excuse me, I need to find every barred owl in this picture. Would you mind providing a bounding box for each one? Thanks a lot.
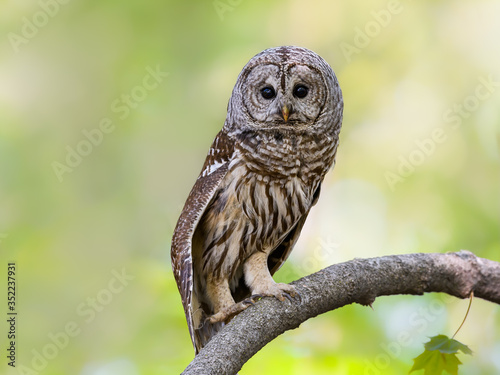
[171,46,343,353]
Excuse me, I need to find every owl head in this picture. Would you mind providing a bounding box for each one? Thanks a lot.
[224,46,343,136]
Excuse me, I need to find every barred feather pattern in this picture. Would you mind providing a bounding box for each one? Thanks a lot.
[193,127,338,305]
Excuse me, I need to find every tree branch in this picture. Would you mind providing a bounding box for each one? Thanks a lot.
[182,251,500,375]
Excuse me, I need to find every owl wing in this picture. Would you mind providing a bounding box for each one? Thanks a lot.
[171,129,234,351]
[268,183,322,275]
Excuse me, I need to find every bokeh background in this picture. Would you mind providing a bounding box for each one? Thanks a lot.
[1,0,499,374]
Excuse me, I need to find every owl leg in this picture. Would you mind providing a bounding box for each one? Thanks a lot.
[243,251,297,301]
[206,274,256,324]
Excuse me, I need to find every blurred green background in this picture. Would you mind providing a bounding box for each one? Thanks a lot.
[1,0,499,374]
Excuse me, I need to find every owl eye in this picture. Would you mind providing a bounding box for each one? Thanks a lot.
[260,86,276,99]
[293,85,309,98]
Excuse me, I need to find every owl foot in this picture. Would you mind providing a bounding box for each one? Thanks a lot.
[253,282,299,303]
[208,294,262,324]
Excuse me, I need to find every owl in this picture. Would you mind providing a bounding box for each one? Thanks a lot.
[171,46,343,354]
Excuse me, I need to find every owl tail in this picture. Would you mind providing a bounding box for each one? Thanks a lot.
[194,310,224,354]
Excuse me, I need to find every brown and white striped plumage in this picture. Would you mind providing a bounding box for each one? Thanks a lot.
[171,46,343,354]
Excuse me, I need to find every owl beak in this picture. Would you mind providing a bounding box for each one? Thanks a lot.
[281,105,290,122]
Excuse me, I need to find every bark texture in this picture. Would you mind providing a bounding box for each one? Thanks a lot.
[182,251,500,375]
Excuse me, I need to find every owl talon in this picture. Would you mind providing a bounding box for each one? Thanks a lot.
[283,292,294,303]
[202,315,214,327]
[294,290,302,303]
[249,294,263,302]
[287,289,301,303]
[241,294,261,306]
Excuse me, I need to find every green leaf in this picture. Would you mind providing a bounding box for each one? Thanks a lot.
[410,335,472,375]
[410,350,461,375]
[424,335,473,355]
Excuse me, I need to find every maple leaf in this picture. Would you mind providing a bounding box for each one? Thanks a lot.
[410,335,472,375]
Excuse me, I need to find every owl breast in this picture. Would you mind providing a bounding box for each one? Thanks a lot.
[194,130,337,286]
